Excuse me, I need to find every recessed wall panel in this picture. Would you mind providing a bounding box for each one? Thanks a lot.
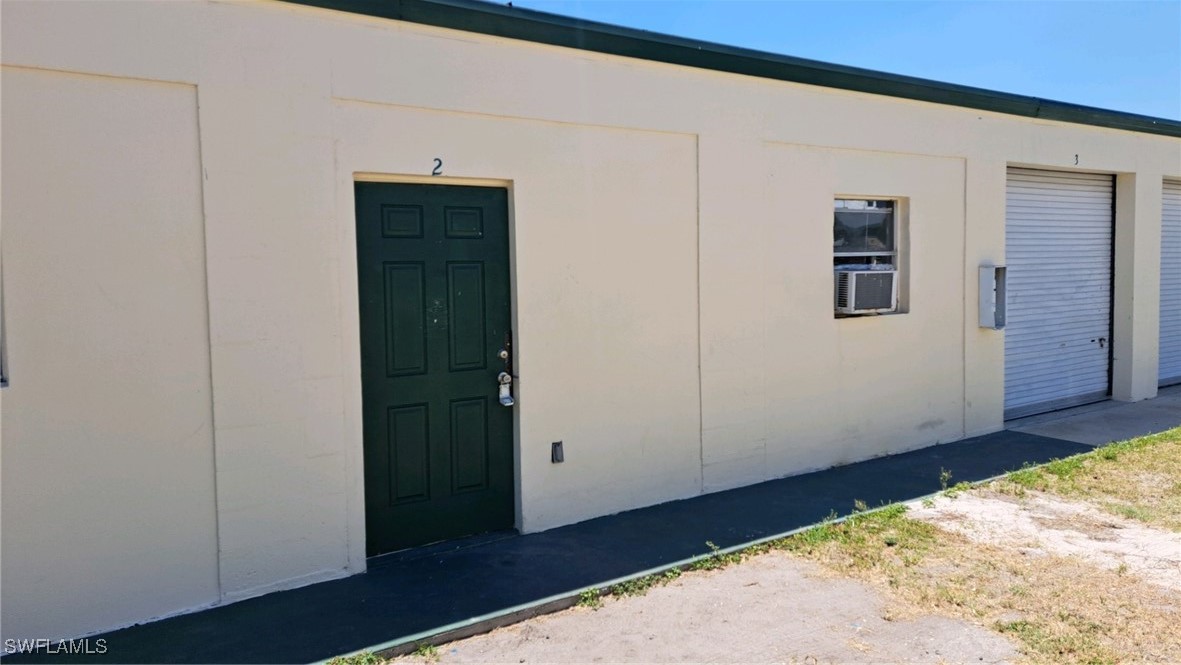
[0,67,217,642]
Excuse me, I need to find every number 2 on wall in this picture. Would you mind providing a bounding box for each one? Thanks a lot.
[432,158,443,176]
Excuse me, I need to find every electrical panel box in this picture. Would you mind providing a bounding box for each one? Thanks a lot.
[979,265,1006,330]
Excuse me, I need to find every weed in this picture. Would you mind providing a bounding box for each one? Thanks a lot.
[611,575,658,597]
[328,652,384,665]
[608,567,685,598]
[412,644,439,662]
[939,467,953,491]
[690,540,742,571]
[921,497,936,509]
[942,481,973,499]
[742,541,771,557]
[576,588,602,609]
[853,499,869,513]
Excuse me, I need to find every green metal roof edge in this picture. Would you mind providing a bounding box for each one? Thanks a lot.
[285,0,1181,138]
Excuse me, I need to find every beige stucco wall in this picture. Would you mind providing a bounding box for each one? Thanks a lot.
[2,0,1178,642]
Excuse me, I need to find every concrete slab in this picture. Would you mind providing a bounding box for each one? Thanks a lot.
[1009,386,1181,446]
[426,552,1019,664]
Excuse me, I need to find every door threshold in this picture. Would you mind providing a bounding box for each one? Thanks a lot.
[368,529,519,568]
[1005,397,1117,429]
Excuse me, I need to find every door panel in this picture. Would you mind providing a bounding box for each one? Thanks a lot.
[383,263,427,376]
[356,183,513,556]
[1004,168,1113,419]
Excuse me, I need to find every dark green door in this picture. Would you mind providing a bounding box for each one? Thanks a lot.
[355,182,514,556]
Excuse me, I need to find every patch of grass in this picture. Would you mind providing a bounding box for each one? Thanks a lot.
[994,619,1114,664]
[777,503,935,571]
[1004,464,1043,493]
[1104,502,1153,522]
[608,567,685,598]
[778,471,1181,663]
[328,652,386,665]
[411,644,439,663]
[779,521,841,550]
[942,481,974,499]
[1043,455,1085,480]
[689,540,743,571]
[610,576,653,596]
[993,426,1181,531]
[576,588,602,609]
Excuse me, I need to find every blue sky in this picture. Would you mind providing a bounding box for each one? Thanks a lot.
[515,1,1181,120]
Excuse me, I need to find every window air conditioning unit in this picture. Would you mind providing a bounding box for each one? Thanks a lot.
[835,270,898,314]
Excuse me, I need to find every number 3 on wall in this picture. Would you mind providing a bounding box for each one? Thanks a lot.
[431,158,443,176]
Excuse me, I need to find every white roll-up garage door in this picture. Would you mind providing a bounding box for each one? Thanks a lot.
[1160,179,1181,386]
[1005,168,1113,419]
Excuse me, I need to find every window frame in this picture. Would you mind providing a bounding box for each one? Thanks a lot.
[833,197,898,265]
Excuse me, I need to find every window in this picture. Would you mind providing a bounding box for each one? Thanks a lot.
[834,198,901,316]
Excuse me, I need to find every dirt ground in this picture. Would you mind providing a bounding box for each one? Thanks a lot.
[908,490,1181,593]
[395,490,1179,665]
